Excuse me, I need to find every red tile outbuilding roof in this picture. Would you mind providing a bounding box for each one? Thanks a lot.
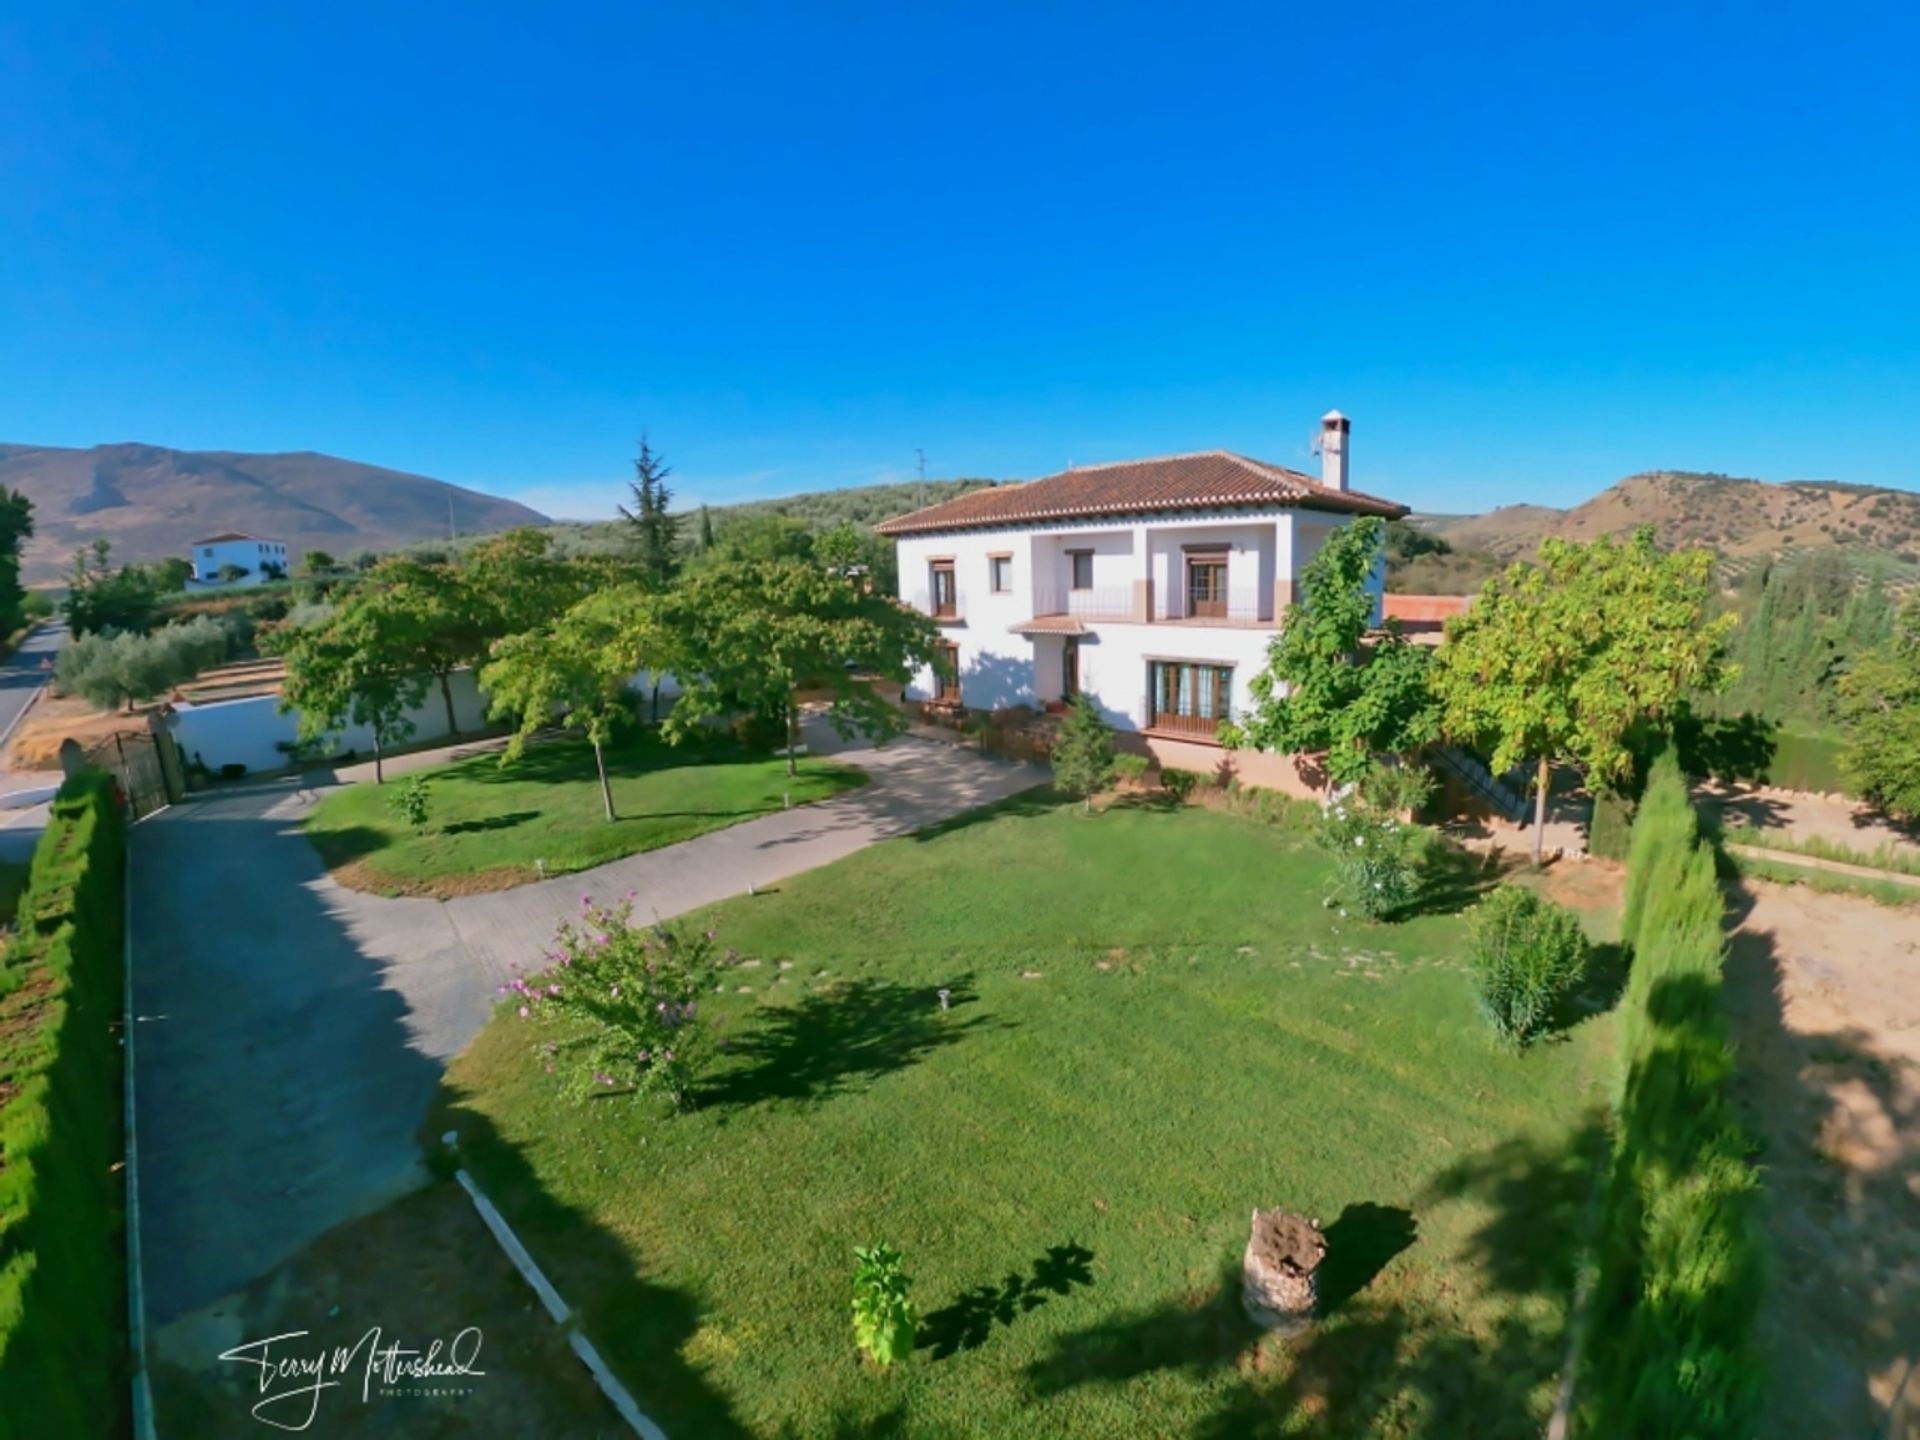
[874,451,1407,536]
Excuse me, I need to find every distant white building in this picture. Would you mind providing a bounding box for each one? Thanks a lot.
[189,533,288,587]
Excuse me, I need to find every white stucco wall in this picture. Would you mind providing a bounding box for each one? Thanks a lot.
[893,509,1359,732]
[189,536,290,586]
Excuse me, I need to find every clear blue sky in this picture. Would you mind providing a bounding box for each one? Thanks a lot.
[3,4,1917,520]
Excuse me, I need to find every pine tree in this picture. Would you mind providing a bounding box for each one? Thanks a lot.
[1050,696,1116,811]
[619,434,681,588]
[698,504,716,551]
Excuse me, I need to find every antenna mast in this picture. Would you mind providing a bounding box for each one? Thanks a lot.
[915,448,927,509]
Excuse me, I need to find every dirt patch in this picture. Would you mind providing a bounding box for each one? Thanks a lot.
[149,1181,615,1437]
[1723,878,1920,1437]
[1539,858,1623,913]
[324,856,540,900]
[2,691,158,772]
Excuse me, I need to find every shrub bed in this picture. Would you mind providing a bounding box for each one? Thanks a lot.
[1585,756,1762,1437]
[0,770,128,1440]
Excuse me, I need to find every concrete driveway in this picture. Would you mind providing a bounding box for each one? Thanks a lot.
[131,723,1043,1326]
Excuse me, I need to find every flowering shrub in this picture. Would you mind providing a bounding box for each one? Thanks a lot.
[851,1243,918,1367]
[507,896,724,1107]
[1316,766,1432,919]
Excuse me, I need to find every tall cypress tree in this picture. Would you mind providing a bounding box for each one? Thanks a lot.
[619,434,681,589]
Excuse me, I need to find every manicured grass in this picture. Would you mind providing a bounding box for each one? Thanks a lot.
[440,796,1615,1438]
[305,727,867,896]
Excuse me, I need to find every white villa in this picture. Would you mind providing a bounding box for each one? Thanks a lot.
[188,532,288,587]
[876,411,1407,790]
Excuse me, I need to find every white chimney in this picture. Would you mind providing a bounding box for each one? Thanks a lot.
[1320,410,1350,492]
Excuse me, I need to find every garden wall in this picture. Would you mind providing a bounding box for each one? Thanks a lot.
[1584,754,1762,1437]
[166,667,494,776]
[0,770,129,1440]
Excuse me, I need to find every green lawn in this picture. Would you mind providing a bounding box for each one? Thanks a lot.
[305,727,866,897]
[439,796,1615,1438]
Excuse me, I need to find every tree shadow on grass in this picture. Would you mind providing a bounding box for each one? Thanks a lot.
[441,809,539,835]
[1026,1120,1608,1438]
[1316,1203,1418,1315]
[1388,840,1511,920]
[1557,941,1630,1029]
[697,975,1005,1109]
[429,1096,755,1439]
[303,823,390,866]
[920,1242,1096,1359]
[909,786,1074,842]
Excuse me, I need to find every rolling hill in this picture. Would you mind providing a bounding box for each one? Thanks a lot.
[1412,471,1920,589]
[0,442,549,583]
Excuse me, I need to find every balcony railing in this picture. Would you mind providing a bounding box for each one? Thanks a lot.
[1141,699,1233,739]
[1156,585,1271,624]
[909,590,966,622]
[1032,585,1136,622]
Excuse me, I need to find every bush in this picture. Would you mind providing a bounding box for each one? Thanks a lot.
[851,1243,918,1368]
[1585,762,1762,1437]
[0,771,127,1440]
[1159,767,1199,800]
[219,762,248,781]
[1317,786,1419,919]
[1588,788,1635,861]
[1050,696,1115,809]
[731,705,789,754]
[516,899,724,1108]
[1112,753,1151,785]
[1465,886,1587,1046]
[388,776,431,832]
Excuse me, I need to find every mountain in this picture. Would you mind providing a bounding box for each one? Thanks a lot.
[0,442,549,583]
[1412,471,1920,589]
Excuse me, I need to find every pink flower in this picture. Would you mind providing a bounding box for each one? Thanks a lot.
[610,984,621,998]
[517,1005,530,1019]
[548,983,562,996]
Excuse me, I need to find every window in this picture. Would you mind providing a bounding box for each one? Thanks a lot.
[1068,550,1094,591]
[932,641,961,703]
[929,560,958,618]
[1186,554,1228,619]
[1149,661,1233,739]
[988,555,1012,593]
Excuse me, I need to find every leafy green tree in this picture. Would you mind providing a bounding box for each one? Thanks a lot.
[1050,695,1116,811]
[692,512,815,570]
[461,527,595,638]
[270,601,425,783]
[1836,595,1920,822]
[1224,516,1438,787]
[216,562,250,584]
[300,549,336,576]
[619,434,680,588]
[1433,528,1734,865]
[484,586,664,822]
[64,541,159,636]
[361,557,489,736]
[697,505,716,551]
[151,556,193,592]
[660,559,937,776]
[55,617,230,711]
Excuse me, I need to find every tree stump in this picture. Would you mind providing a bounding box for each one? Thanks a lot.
[1242,1208,1325,1334]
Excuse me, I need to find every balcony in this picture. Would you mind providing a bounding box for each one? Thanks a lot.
[1028,583,1276,628]
[910,589,966,624]
[1032,585,1137,623]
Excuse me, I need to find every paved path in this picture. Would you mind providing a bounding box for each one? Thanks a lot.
[0,623,64,862]
[131,722,1043,1324]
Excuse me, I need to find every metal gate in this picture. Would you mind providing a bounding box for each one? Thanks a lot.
[82,729,185,820]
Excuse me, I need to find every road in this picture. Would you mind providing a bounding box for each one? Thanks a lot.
[0,622,65,864]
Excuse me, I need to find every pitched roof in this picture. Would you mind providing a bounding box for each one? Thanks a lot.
[873,451,1407,536]
[191,531,277,544]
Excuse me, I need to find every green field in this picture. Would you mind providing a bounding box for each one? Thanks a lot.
[305,727,866,896]
[439,796,1614,1438]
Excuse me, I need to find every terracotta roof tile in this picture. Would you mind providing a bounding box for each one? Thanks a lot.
[874,451,1407,536]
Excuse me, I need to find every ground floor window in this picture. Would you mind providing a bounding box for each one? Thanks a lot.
[1149,661,1232,738]
[932,641,961,703]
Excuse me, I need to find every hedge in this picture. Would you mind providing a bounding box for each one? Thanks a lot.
[0,770,128,1440]
[1585,757,1763,1437]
